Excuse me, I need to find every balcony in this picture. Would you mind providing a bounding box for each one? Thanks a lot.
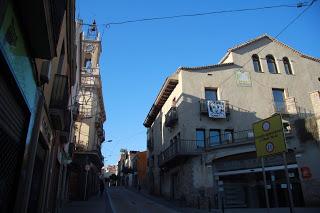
[74,143,104,168]
[165,107,178,128]
[200,99,230,118]
[49,74,70,130]
[158,139,203,168]
[273,97,297,116]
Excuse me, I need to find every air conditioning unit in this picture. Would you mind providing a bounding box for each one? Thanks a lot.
[283,122,292,134]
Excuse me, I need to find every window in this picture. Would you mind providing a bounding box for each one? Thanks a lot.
[222,129,233,144]
[84,58,92,69]
[266,55,278,74]
[252,54,262,72]
[283,57,293,75]
[205,88,217,101]
[209,129,221,146]
[196,129,205,148]
[272,89,285,112]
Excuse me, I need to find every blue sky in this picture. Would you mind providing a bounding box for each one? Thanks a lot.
[77,0,320,166]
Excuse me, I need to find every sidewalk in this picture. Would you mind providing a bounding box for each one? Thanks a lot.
[61,192,112,213]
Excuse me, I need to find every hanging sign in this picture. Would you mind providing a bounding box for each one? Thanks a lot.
[207,100,226,118]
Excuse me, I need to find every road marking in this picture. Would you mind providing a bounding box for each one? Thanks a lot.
[106,189,117,213]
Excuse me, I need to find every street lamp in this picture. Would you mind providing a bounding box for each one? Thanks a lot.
[106,140,112,143]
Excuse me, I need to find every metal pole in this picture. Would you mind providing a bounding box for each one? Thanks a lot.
[84,170,89,200]
[283,152,295,213]
[261,157,270,212]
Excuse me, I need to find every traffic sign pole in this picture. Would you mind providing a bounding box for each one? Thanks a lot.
[261,157,270,212]
[283,152,295,213]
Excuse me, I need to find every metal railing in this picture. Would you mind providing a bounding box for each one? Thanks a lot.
[75,143,103,159]
[273,100,297,115]
[159,129,255,166]
[159,139,204,166]
[165,107,178,127]
[206,129,254,148]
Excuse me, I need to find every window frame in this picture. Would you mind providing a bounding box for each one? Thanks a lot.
[272,88,286,112]
[283,57,293,75]
[266,55,278,74]
[205,88,218,101]
[196,129,206,148]
[209,129,221,146]
[223,129,234,143]
[252,54,262,72]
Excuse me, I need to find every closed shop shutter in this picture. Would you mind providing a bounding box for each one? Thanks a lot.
[0,58,30,212]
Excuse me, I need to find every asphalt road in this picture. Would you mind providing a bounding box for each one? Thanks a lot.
[106,187,177,213]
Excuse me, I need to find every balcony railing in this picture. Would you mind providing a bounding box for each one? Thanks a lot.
[273,98,297,115]
[165,107,178,127]
[200,99,230,117]
[206,129,254,148]
[159,139,203,166]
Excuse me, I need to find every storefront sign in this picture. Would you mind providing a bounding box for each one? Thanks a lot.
[253,114,286,157]
[207,100,226,118]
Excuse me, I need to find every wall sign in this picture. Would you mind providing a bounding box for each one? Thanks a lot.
[235,70,252,87]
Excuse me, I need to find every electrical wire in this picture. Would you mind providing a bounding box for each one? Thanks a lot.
[219,0,316,98]
[103,2,308,27]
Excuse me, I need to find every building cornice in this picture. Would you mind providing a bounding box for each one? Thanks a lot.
[143,76,178,127]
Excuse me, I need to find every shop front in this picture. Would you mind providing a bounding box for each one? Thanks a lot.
[213,152,304,208]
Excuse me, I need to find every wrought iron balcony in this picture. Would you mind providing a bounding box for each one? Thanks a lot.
[273,98,297,115]
[49,74,70,130]
[165,107,178,127]
[74,143,104,166]
[206,129,254,149]
[200,99,230,118]
[158,139,203,167]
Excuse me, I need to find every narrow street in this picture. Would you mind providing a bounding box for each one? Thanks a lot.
[106,187,177,213]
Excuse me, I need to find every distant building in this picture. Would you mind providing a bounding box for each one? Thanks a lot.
[144,34,320,209]
[132,151,148,189]
[117,150,139,186]
[102,165,118,178]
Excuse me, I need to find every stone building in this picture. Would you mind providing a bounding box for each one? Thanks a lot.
[68,20,106,200]
[0,1,76,212]
[144,34,320,209]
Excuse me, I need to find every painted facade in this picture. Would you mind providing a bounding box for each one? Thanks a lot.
[145,35,320,209]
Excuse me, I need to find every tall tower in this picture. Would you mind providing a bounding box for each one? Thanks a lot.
[71,20,106,200]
